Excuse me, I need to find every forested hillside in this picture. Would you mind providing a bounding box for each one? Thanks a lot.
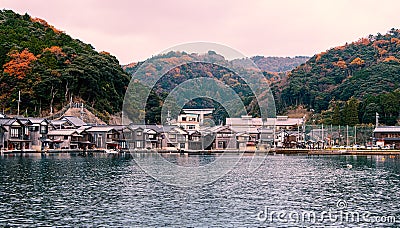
[273,29,400,125]
[123,51,268,124]
[251,56,309,72]
[0,10,130,118]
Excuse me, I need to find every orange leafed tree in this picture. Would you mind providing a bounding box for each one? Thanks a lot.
[100,51,110,55]
[3,49,37,79]
[350,57,365,66]
[354,38,370,46]
[315,51,326,62]
[31,17,63,34]
[43,46,66,57]
[334,60,347,69]
[383,56,400,63]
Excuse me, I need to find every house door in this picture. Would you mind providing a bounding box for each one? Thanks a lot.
[218,141,226,149]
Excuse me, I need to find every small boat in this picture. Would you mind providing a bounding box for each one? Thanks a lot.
[105,149,118,154]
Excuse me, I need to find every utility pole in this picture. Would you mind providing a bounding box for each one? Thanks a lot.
[17,90,21,117]
[346,125,349,146]
[166,110,171,125]
[322,123,324,149]
[354,126,357,145]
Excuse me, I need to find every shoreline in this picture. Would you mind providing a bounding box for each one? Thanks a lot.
[2,148,400,156]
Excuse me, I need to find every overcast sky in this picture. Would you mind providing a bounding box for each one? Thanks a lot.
[2,0,400,64]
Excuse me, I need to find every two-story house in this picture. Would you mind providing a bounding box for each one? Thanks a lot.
[0,118,32,150]
[86,126,120,149]
[24,118,50,151]
[159,126,188,150]
[207,125,237,150]
[0,124,7,151]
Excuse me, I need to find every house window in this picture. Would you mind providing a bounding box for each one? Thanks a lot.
[192,136,200,142]
[177,135,186,141]
[149,134,154,139]
[10,128,19,138]
[137,131,142,136]
[169,134,176,140]
[188,125,195,130]
[64,136,68,140]
[180,143,185,149]
[40,125,48,134]
[29,126,39,131]
[182,117,187,121]
[136,141,142,148]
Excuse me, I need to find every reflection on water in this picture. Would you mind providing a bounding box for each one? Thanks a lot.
[0,153,399,227]
[160,153,219,167]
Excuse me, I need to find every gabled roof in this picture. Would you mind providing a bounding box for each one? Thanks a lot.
[86,126,116,132]
[157,125,188,134]
[157,125,178,133]
[264,117,303,126]
[226,117,263,126]
[229,126,259,134]
[0,118,16,126]
[144,128,157,134]
[16,118,32,125]
[128,125,145,131]
[50,119,68,126]
[227,116,303,127]
[202,125,235,133]
[108,125,125,131]
[26,118,48,125]
[61,116,87,127]
[47,129,80,136]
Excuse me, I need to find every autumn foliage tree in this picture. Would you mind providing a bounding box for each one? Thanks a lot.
[0,10,130,119]
[3,49,37,79]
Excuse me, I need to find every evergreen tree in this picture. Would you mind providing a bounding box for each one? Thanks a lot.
[332,104,341,126]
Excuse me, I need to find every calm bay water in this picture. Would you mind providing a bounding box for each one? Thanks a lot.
[0,153,399,227]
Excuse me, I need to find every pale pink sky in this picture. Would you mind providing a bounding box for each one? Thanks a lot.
[2,0,400,64]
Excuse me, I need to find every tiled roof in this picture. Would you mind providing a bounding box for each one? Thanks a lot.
[48,129,79,136]
[0,118,15,125]
[50,120,67,125]
[61,116,87,127]
[86,126,115,132]
[374,127,400,133]
[226,117,303,127]
[226,117,263,126]
[26,118,47,124]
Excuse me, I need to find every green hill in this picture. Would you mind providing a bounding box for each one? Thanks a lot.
[0,10,130,119]
[250,56,309,72]
[273,28,400,125]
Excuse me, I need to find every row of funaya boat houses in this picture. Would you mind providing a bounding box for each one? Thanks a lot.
[0,109,309,152]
